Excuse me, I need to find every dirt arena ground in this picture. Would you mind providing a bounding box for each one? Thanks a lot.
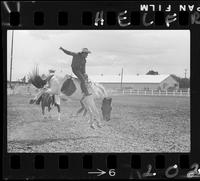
[7,94,190,152]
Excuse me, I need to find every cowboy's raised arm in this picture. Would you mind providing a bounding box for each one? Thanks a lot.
[59,47,76,56]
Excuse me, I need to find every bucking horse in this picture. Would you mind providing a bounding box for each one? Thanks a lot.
[28,66,112,129]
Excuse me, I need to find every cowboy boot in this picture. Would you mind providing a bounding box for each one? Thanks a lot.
[81,81,92,97]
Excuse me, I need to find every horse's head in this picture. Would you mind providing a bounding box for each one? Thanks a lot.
[101,97,112,121]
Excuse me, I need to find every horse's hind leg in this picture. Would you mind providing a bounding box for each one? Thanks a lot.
[42,105,47,119]
[55,103,61,121]
[48,105,52,118]
[76,98,86,116]
[76,106,84,115]
[83,109,87,116]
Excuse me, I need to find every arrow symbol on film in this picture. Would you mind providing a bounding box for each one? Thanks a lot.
[88,168,106,176]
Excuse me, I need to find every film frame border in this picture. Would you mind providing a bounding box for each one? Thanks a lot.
[2,1,200,180]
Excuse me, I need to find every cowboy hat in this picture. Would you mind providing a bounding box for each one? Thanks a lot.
[49,69,56,73]
[81,48,91,54]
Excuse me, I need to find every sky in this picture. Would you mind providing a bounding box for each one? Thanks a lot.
[7,30,190,81]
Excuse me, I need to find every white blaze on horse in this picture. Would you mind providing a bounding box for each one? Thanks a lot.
[29,67,112,129]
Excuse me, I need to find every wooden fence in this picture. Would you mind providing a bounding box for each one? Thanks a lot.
[7,85,190,97]
[109,89,190,97]
[7,85,39,95]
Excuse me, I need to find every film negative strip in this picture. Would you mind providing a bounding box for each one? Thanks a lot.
[2,1,200,180]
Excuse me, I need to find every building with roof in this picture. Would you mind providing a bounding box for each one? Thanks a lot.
[90,74,179,91]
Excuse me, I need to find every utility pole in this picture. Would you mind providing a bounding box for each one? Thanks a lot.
[10,30,14,88]
[120,68,123,89]
[184,69,187,79]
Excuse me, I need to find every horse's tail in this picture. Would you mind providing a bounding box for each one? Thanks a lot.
[28,65,47,89]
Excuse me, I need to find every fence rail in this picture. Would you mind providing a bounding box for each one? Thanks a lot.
[109,89,190,97]
[7,85,38,95]
[7,85,190,97]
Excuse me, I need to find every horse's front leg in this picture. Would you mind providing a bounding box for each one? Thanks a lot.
[83,96,102,129]
[88,100,102,128]
[95,113,102,128]
[91,106,102,128]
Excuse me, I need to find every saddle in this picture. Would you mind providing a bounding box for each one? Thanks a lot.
[66,74,91,87]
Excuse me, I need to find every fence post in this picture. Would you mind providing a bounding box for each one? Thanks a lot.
[130,89,132,95]
[166,90,168,96]
[180,90,183,96]
[152,89,153,96]
[137,90,139,95]
[145,90,146,95]
[159,90,161,96]
[123,89,125,95]
[173,91,175,96]
[188,88,190,96]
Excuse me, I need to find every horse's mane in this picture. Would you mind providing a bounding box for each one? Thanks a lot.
[90,81,108,98]
[28,66,47,89]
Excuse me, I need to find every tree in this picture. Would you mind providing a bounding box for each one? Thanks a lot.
[146,70,159,75]
[170,74,190,88]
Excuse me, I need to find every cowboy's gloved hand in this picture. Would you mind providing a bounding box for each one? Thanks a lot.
[59,47,63,50]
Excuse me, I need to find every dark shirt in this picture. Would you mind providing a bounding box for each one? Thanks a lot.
[62,49,86,74]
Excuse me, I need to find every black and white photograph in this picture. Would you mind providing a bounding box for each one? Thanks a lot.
[7,30,190,153]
